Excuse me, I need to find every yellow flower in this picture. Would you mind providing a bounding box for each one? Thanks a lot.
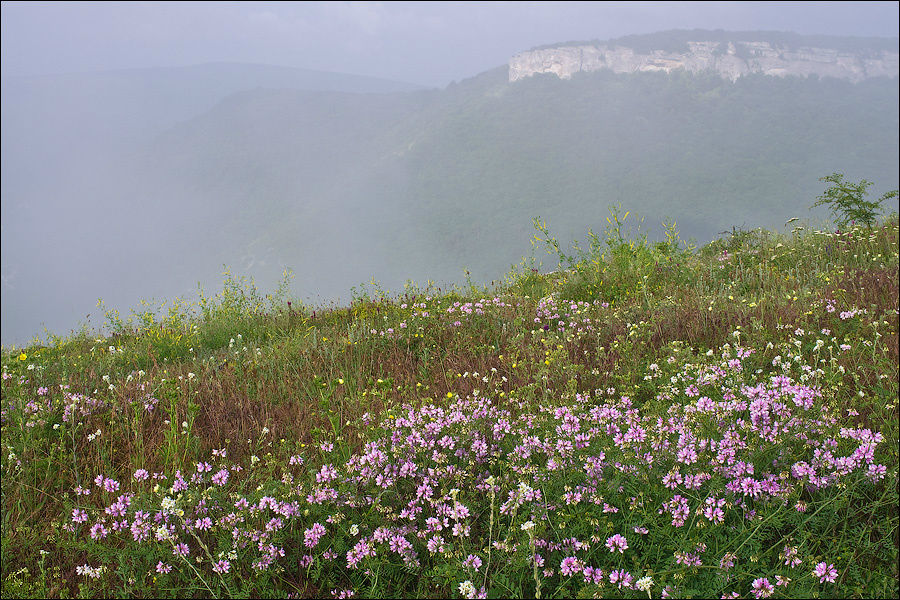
[18,353,27,361]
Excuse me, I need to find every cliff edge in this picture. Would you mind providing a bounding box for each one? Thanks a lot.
[509,33,899,83]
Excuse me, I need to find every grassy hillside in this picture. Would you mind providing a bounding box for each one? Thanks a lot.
[2,189,897,597]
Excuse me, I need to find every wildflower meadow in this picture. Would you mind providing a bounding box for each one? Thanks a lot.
[2,192,898,598]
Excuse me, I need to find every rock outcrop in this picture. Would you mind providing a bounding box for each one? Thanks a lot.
[509,39,899,83]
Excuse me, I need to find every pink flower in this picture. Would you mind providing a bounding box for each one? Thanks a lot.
[212,559,231,574]
[582,566,604,585]
[781,546,802,568]
[71,508,88,523]
[89,523,107,539]
[867,464,887,481]
[560,556,583,576]
[605,534,628,553]
[675,551,702,567]
[813,562,838,583]
[304,523,326,548]
[608,569,633,589]
[426,535,446,554]
[211,469,229,486]
[751,577,774,598]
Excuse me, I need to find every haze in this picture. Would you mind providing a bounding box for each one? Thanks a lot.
[2,1,899,346]
[3,2,899,86]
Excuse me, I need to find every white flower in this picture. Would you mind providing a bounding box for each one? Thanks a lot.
[160,496,177,515]
[636,576,654,592]
[458,580,476,599]
[521,521,535,531]
[76,564,104,579]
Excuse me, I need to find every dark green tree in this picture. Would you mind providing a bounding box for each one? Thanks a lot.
[812,173,898,228]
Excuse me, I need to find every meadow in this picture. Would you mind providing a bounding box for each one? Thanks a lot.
[2,188,898,598]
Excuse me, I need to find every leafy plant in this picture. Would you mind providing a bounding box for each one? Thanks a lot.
[812,172,898,229]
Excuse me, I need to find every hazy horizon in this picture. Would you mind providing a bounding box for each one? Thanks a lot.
[3,2,898,87]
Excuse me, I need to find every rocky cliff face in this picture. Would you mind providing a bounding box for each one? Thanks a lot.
[509,40,899,83]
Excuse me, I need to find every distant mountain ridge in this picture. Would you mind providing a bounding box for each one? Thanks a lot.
[511,29,899,82]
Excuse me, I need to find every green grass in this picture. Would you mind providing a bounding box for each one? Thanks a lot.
[2,209,897,599]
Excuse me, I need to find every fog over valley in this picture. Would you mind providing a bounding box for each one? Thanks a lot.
[2,2,899,346]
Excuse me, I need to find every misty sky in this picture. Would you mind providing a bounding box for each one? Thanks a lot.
[3,1,899,87]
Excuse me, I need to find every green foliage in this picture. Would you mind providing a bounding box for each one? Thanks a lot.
[533,206,695,305]
[812,172,899,229]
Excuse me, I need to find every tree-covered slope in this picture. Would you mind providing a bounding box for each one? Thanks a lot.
[128,65,899,294]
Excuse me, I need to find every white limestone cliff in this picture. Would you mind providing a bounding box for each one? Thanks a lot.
[509,40,899,83]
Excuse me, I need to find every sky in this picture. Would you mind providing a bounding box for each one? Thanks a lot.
[3,1,899,87]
